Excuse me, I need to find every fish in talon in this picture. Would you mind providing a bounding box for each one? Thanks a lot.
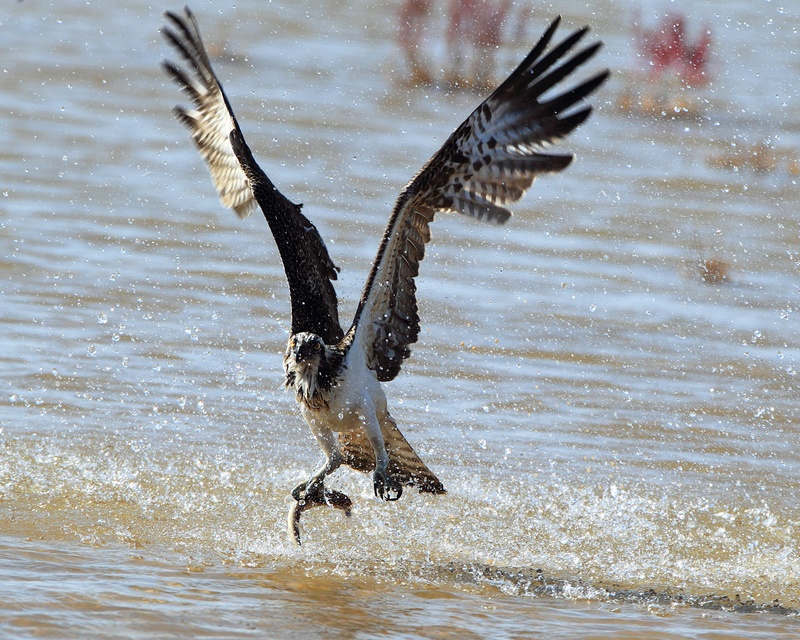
[289,487,353,545]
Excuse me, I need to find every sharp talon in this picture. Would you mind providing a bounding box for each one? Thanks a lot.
[373,471,403,501]
[292,480,321,503]
[287,487,353,544]
[291,484,305,502]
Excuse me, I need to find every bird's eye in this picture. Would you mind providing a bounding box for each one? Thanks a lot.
[312,342,321,351]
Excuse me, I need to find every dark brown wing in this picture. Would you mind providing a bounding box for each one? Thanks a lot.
[162,7,343,343]
[349,17,609,381]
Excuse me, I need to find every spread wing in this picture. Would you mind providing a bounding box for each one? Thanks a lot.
[162,7,343,343]
[161,8,254,219]
[349,17,609,381]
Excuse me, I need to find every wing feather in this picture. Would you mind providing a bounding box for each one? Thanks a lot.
[161,10,255,219]
[162,7,343,343]
[350,17,609,381]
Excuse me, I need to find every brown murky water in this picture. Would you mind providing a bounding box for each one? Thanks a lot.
[2,0,799,637]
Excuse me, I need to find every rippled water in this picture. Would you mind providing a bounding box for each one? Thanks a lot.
[2,0,799,637]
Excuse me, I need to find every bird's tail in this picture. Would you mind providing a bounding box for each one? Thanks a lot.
[339,412,446,494]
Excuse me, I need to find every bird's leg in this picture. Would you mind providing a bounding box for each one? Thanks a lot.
[291,423,343,503]
[288,422,350,544]
[362,412,403,501]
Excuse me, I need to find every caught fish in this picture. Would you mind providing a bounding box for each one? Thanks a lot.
[288,487,353,545]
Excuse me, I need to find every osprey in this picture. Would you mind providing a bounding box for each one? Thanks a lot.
[162,7,608,543]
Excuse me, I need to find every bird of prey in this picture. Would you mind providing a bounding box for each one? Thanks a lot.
[161,7,607,543]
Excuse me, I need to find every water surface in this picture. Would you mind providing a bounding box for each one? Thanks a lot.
[1,0,799,637]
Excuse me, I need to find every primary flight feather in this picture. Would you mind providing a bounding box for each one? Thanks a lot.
[162,6,608,543]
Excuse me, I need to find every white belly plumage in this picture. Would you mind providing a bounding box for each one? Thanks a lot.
[298,348,386,434]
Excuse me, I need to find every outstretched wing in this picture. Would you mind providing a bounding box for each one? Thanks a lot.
[350,17,609,381]
[162,7,343,343]
[161,8,255,219]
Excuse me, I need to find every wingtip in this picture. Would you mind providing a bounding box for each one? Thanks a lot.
[493,208,512,226]
[585,69,612,94]
[163,6,193,20]
[543,15,563,42]
[163,8,183,25]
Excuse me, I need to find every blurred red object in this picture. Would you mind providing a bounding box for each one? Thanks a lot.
[397,0,521,89]
[633,11,712,87]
